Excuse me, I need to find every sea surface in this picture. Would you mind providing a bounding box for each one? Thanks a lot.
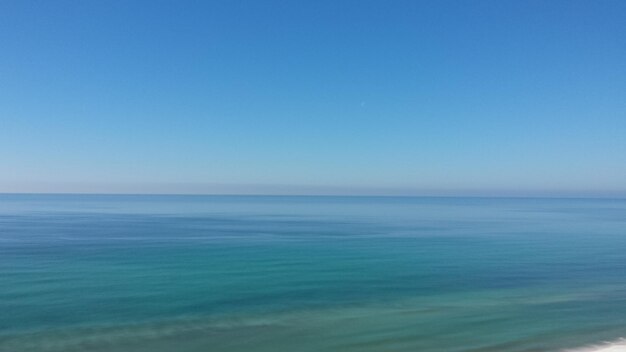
[1,194,626,352]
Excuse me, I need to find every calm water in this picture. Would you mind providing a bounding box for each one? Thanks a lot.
[1,194,626,352]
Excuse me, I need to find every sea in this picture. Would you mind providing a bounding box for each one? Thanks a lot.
[1,194,626,352]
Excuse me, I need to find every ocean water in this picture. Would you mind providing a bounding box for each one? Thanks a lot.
[1,195,626,352]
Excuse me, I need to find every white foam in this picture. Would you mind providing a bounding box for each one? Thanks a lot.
[566,338,626,352]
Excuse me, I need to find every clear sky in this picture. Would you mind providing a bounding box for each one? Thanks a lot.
[1,0,625,196]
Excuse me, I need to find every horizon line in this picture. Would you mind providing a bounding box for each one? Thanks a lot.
[1,191,625,201]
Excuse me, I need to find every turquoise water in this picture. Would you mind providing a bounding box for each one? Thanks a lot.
[1,195,626,351]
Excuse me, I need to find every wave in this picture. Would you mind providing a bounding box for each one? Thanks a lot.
[0,315,284,352]
[566,338,626,352]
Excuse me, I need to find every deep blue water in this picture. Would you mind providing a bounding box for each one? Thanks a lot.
[1,194,626,351]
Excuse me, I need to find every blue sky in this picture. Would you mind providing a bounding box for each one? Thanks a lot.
[1,0,625,195]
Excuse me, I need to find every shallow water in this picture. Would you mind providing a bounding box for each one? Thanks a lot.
[1,195,626,351]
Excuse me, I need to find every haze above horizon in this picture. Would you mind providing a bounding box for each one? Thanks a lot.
[1,0,625,196]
